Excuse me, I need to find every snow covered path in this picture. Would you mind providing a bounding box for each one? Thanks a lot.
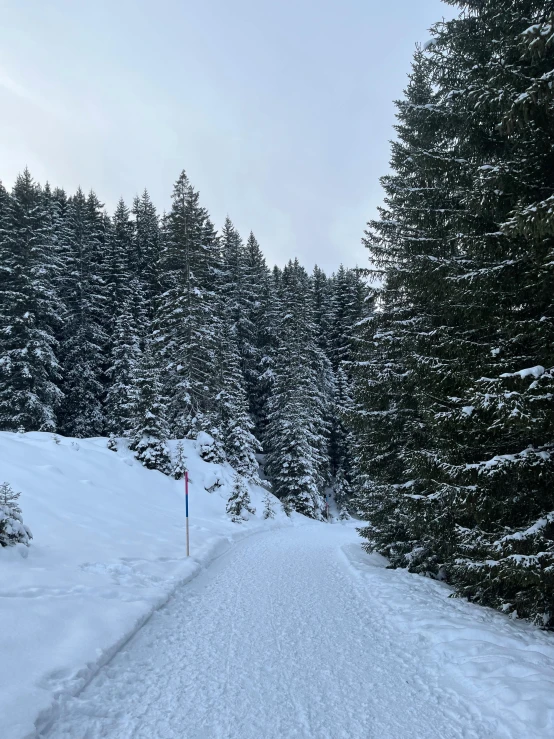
[39,524,554,739]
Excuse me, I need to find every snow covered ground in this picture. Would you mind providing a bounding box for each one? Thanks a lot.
[0,431,289,739]
[34,527,554,739]
[2,432,554,738]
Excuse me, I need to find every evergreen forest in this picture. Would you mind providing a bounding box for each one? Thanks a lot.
[0,169,368,522]
[2,0,554,628]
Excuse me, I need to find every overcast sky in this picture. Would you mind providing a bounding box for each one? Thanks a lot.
[0,0,456,273]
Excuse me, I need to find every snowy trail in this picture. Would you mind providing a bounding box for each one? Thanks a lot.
[38,525,546,739]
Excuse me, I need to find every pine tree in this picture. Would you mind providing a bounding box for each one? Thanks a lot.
[354,4,554,626]
[155,171,219,437]
[104,295,140,436]
[213,322,261,480]
[334,467,351,520]
[331,366,356,512]
[421,1,554,623]
[264,260,332,518]
[58,188,107,437]
[311,265,333,353]
[252,265,281,439]
[352,47,462,567]
[0,170,63,432]
[226,473,255,522]
[262,488,275,519]
[329,266,369,371]
[0,481,32,547]
[242,231,272,423]
[132,190,160,325]
[171,440,188,480]
[129,339,171,473]
[103,198,141,435]
[105,198,134,330]
[218,220,258,391]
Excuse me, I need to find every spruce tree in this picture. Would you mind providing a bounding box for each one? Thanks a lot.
[354,4,554,626]
[213,322,261,480]
[262,488,275,519]
[132,189,160,323]
[218,219,255,382]
[352,47,462,566]
[104,295,140,436]
[264,260,332,518]
[58,189,107,437]
[311,265,333,354]
[242,231,272,423]
[0,481,32,547]
[424,0,554,623]
[155,171,219,437]
[226,473,255,522]
[0,170,63,432]
[252,264,281,439]
[171,440,188,480]
[129,339,171,473]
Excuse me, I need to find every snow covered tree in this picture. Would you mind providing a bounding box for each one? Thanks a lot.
[105,199,133,319]
[195,429,226,464]
[129,339,171,474]
[422,1,554,623]
[226,473,255,522]
[58,189,107,437]
[334,467,351,520]
[251,264,281,439]
[329,266,368,371]
[0,171,63,432]
[104,295,141,436]
[311,265,333,354]
[354,4,554,626]
[242,231,272,423]
[155,171,219,437]
[213,321,261,480]
[264,260,332,518]
[132,189,160,326]
[0,481,32,547]
[171,440,188,480]
[262,489,275,519]
[331,366,356,512]
[352,45,462,567]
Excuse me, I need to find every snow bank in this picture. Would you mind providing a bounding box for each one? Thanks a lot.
[341,542,554,739]
[0,431,290,739]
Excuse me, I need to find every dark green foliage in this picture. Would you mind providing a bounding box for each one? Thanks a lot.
[264,260,333,518]
[353,4,554,627]
[155,171,219,437]
[0,172,63,432]
[0,167,364,525]
[58,189,108,437]
[212,321,261,480]
[129,340,171,474]
[132,190,160,327]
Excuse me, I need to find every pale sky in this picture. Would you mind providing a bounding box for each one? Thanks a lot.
[0,0,456,273]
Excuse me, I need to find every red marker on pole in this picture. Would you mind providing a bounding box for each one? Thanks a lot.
[185,470,190,556]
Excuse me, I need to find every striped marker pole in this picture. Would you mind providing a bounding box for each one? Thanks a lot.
[185,470,190,557]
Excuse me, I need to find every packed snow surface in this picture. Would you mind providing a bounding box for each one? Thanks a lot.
[2,433,554,738]
[33,525,554,739]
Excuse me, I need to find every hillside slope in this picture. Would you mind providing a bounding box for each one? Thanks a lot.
[0,431,292,739]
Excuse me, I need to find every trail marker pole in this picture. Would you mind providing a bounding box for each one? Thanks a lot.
[185,470,190,557]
